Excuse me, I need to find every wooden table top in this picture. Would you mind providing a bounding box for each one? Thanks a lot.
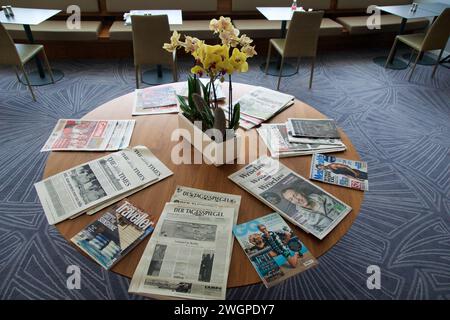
[0,7,60,25]
[43,82,364,288]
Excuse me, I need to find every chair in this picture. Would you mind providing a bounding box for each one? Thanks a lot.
[265,11,324,90]
[385,8,450,81]
[0,23,54,101]
[131,15,178,89]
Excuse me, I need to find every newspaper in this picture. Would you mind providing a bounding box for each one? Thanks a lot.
[35,146,160,225]
[233,212,318,288]
[229,156,352,240]
[257,124,346,158]
[41,119,135,152]
[287,118,340,138]
[221,87,294,129]
[129,202,235,300]
[132,87,179,115]
[85,145,174,216]
[170,186,241,225]
[310,153,369,191]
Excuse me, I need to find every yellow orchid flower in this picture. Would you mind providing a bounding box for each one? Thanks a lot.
[230,48,248,72]
[191,65,206,77]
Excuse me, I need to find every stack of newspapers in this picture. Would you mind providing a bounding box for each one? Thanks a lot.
[129,186,241,300]
[221,87,295,130]
[35,146,173,225]
[41,119,135,152]
[257,119,346,158]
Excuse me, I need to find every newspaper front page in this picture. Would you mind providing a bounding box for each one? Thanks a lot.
[41,119,135,152]
[35,147,159,225]
[85,145,174,216]
[229,156,352,240]
[129,202,235,300]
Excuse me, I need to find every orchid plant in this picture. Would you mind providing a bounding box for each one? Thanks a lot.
[163,17,257,135]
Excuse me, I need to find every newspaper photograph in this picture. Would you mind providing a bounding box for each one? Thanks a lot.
[129,202,235,300]
[310,153,369,191]
[85,145,174,216]
[229,156,352,240]
[233,212,318,288]
[41,119,135,152]
[35,147,159,225]
[257,124,346,157]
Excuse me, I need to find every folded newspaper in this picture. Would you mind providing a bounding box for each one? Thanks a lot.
[287,118,340,139]
[129,202,235,300]
[85,146,174,216]
[310,153,369,191]
[229,156,352,240]
[257,124,346,158]
[35,146,172,225]
[132,86,179,116]
[42,119,135,152]
[221,87,294,130]
[234,212,318,288]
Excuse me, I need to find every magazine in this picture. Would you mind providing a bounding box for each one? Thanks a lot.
[257,124,346,158]
[229,156,352,240]
[310,154,369,191]
[233,212,318,288]
[129,202,235,300]
[41,119,135,152]
[85,145,174,216]
[132,86,179,115]
[35,146,160,225]
[287,118,340,138]
[222,87,294,130]
[71,199,155,269]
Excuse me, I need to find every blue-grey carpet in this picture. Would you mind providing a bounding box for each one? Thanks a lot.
[0,48,449,300]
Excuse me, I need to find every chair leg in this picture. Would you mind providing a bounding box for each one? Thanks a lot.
[265,43,272,74]
[431,49,444,78]
[407,49,415,67]
[408,51,421,81]
[309,57,316,89]
[19,64,36,101]
[13,67,21,83]
[41,48,54,83]
[385,38,399,68]
[276,56,285,91]
[135,65,140,89]
[296,57,301,73]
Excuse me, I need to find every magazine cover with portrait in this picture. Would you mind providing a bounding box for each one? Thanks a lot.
[310,153,369,191]
[229,156,353,240]
[233,212,318,288]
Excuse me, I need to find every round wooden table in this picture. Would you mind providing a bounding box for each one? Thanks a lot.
[43,82,364,288]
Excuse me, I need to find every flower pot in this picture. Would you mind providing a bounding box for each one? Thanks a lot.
[177,113,241,166]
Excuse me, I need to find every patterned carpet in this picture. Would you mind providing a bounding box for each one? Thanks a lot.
[0,48,449,300]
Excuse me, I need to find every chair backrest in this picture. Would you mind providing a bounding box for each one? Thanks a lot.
[421,8,450,52]
[0,23,20,65]
[131,15,172,66]
[284,11,324,58]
